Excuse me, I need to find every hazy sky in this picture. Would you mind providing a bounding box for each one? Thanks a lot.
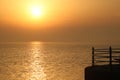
[0,0,120,44]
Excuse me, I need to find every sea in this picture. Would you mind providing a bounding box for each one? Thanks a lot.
[0,42,116,80]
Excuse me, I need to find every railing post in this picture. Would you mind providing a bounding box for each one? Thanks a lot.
[109,46,112,65]
[92,47,95,66]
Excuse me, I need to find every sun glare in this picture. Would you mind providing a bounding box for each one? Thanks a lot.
[31,6,42,17]
[30,41,42,45]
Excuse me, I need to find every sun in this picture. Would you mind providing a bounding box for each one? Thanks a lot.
[31,6,42,17]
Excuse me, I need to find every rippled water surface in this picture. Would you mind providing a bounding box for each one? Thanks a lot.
[0,42,91,80]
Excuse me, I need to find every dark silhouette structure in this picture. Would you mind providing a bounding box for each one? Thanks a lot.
[85,46,120,80]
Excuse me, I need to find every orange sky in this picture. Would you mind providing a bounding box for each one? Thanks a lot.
[0,0,119,28]
[0,0,80,28]
[0,0,120,43]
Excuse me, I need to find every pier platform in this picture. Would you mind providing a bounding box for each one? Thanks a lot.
[85,47,120,80]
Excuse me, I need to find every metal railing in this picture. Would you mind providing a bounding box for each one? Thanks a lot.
[92,46,120,66]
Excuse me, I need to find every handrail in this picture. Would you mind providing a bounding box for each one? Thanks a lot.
[92,46,120,66]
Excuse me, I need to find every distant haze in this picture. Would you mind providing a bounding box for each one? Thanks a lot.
[0,0,120,44]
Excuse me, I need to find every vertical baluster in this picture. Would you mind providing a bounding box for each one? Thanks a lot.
[92,47,95,66]
[109,46,112,65]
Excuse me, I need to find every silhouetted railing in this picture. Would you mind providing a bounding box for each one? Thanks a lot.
[92,46,120,66]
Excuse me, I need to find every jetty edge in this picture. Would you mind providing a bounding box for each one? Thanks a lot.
[85,46,120,80]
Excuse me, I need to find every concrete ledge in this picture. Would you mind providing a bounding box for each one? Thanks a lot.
[85,65,120,80]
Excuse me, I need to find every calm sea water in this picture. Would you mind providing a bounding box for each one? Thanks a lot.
[0,42,92,80]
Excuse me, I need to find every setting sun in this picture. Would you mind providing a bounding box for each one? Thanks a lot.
[31,6,43,17]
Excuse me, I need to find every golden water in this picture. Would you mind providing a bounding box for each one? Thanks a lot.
[0,42,91,80]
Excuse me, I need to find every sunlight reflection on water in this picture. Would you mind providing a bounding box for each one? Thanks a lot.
[0,42,91,80]
[29,43,46,80]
